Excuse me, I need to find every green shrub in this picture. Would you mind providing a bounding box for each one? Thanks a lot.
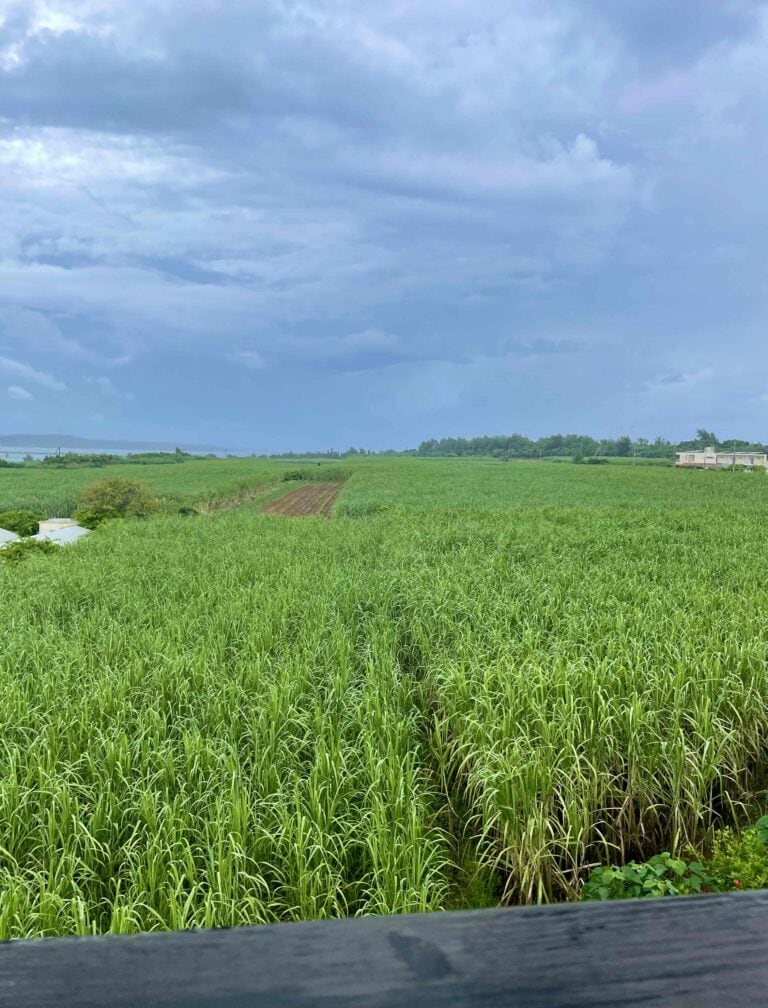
[336,501,393,518]
[583,852,715,900]
[572,454,585,465]
[73,479,159,529]
[707,818,768,892]
[281,466,351,483]
[0,509,43,537]
[585,457,609,465]
[0,539,57,565]
[583,816,768,900]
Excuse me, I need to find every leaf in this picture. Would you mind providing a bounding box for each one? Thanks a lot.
[755,816,768,847]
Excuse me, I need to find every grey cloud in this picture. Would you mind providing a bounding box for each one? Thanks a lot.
[0,1,766,444]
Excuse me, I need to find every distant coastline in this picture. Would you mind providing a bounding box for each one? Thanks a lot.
[0,434,235,457]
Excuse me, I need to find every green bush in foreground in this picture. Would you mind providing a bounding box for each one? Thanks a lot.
[73,478,159,528]
[583,853,715,900]
[0,509,43,537]
[0,539,57,564]
[707,818,768,892]
[583,816,768,900]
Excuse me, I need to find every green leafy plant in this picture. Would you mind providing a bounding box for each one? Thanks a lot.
[756,816,768,846]
[0,509,43,537]
[707,819,768,892]
[584,816,768,900]
[583,853,715,900]
[0,538,57,564]
[73,479,160,528]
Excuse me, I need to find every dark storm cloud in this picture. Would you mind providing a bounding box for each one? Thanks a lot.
[1,1,767,448]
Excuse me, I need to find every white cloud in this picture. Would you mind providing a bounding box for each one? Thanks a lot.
[7,384,33,400]
[0,355,66,391]
[340,328,399,351]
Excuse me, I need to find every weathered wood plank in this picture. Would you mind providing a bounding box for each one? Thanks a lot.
[1,891,766,1007]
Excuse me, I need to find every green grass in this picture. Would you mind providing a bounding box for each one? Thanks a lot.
[0,457,766,935]
[0,458,344,516]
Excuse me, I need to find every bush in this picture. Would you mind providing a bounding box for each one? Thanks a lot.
[583,815,768,900]
[572,454,584,465]
[0,539,57,565]
[583,852,715,900]
[335,501,393,518]
[281,466,351,483]
[707,817,768,892]
[0,509,43,537]
[73,479,159,529]
[585,457,609,465]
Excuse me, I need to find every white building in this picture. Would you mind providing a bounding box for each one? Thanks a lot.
[33,518,91,545]
[675,446,768,469]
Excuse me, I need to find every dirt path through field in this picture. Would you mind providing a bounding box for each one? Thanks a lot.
[261,482,342,517]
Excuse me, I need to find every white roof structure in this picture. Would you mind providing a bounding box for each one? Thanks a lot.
[33,524,90,545]
[38,518,78,534]
[0,527,20,545]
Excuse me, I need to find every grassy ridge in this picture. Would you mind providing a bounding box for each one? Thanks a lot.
[0,458,766,935]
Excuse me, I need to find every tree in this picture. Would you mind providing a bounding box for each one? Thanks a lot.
[615,435,632,457]
[74,479,159,528]
[696,429,719,448]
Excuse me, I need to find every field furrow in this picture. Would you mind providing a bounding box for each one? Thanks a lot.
[261,483,342,516]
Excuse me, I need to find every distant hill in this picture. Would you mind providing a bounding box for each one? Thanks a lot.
[0,433,228,454]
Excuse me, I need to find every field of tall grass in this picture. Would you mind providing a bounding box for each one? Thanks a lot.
[0,458,766,935]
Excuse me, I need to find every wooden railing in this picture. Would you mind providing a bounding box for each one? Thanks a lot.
[1,890,766,1007]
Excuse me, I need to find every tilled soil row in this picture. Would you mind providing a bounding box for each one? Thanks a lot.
[261,482,343,517]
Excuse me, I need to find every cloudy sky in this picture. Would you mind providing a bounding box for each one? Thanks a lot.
[0,0,766,450]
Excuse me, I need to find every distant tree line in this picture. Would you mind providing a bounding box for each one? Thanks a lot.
[268,448,414,459]
[415,429,768,460]
[37,449,195,468]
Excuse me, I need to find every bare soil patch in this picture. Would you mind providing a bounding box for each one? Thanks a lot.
[261,482,342,517]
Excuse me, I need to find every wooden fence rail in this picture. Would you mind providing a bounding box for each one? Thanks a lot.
[1,890,766,1007]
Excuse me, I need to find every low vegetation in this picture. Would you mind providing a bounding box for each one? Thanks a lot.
[0,538,57,565]
[0,457,766,936]
[584,817,768,899]
[73,479,160,529]
[0,509,43,537]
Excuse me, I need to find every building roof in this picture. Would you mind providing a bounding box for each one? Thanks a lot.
[32,525,91,545]
[676,449,766,456]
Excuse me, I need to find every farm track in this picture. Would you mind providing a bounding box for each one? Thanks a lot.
[262,482,342,517]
